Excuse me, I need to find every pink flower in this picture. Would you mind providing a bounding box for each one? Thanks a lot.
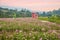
[39,38,42,40]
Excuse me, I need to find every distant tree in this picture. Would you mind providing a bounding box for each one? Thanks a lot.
[42,12,46,17]
[13,12,16,18]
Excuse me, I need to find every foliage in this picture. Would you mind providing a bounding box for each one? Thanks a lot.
[0,7,32,18]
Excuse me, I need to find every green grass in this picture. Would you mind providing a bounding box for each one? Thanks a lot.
[38,17,60,24]
[38,17,48,21]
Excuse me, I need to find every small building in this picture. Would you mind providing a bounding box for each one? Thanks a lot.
[32,12,38,19]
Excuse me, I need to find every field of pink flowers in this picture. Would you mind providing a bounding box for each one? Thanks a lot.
[0,18,60,40]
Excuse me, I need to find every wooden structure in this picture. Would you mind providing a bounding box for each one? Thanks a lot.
[32,12,38,19]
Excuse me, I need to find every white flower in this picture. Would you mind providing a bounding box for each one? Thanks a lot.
[33,36,35,39]
[19,30,22,33]
[25,39,27,40]
[41,28,45,31]
[29,33,32,35]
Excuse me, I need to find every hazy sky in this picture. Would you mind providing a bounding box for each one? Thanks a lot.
[0,0,60,11]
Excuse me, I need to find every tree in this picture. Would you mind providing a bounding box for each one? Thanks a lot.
[13,12,16,18]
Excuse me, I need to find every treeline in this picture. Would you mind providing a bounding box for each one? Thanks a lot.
[0,7,32,18]
[40,9,60,17]
[0,7,60,18]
